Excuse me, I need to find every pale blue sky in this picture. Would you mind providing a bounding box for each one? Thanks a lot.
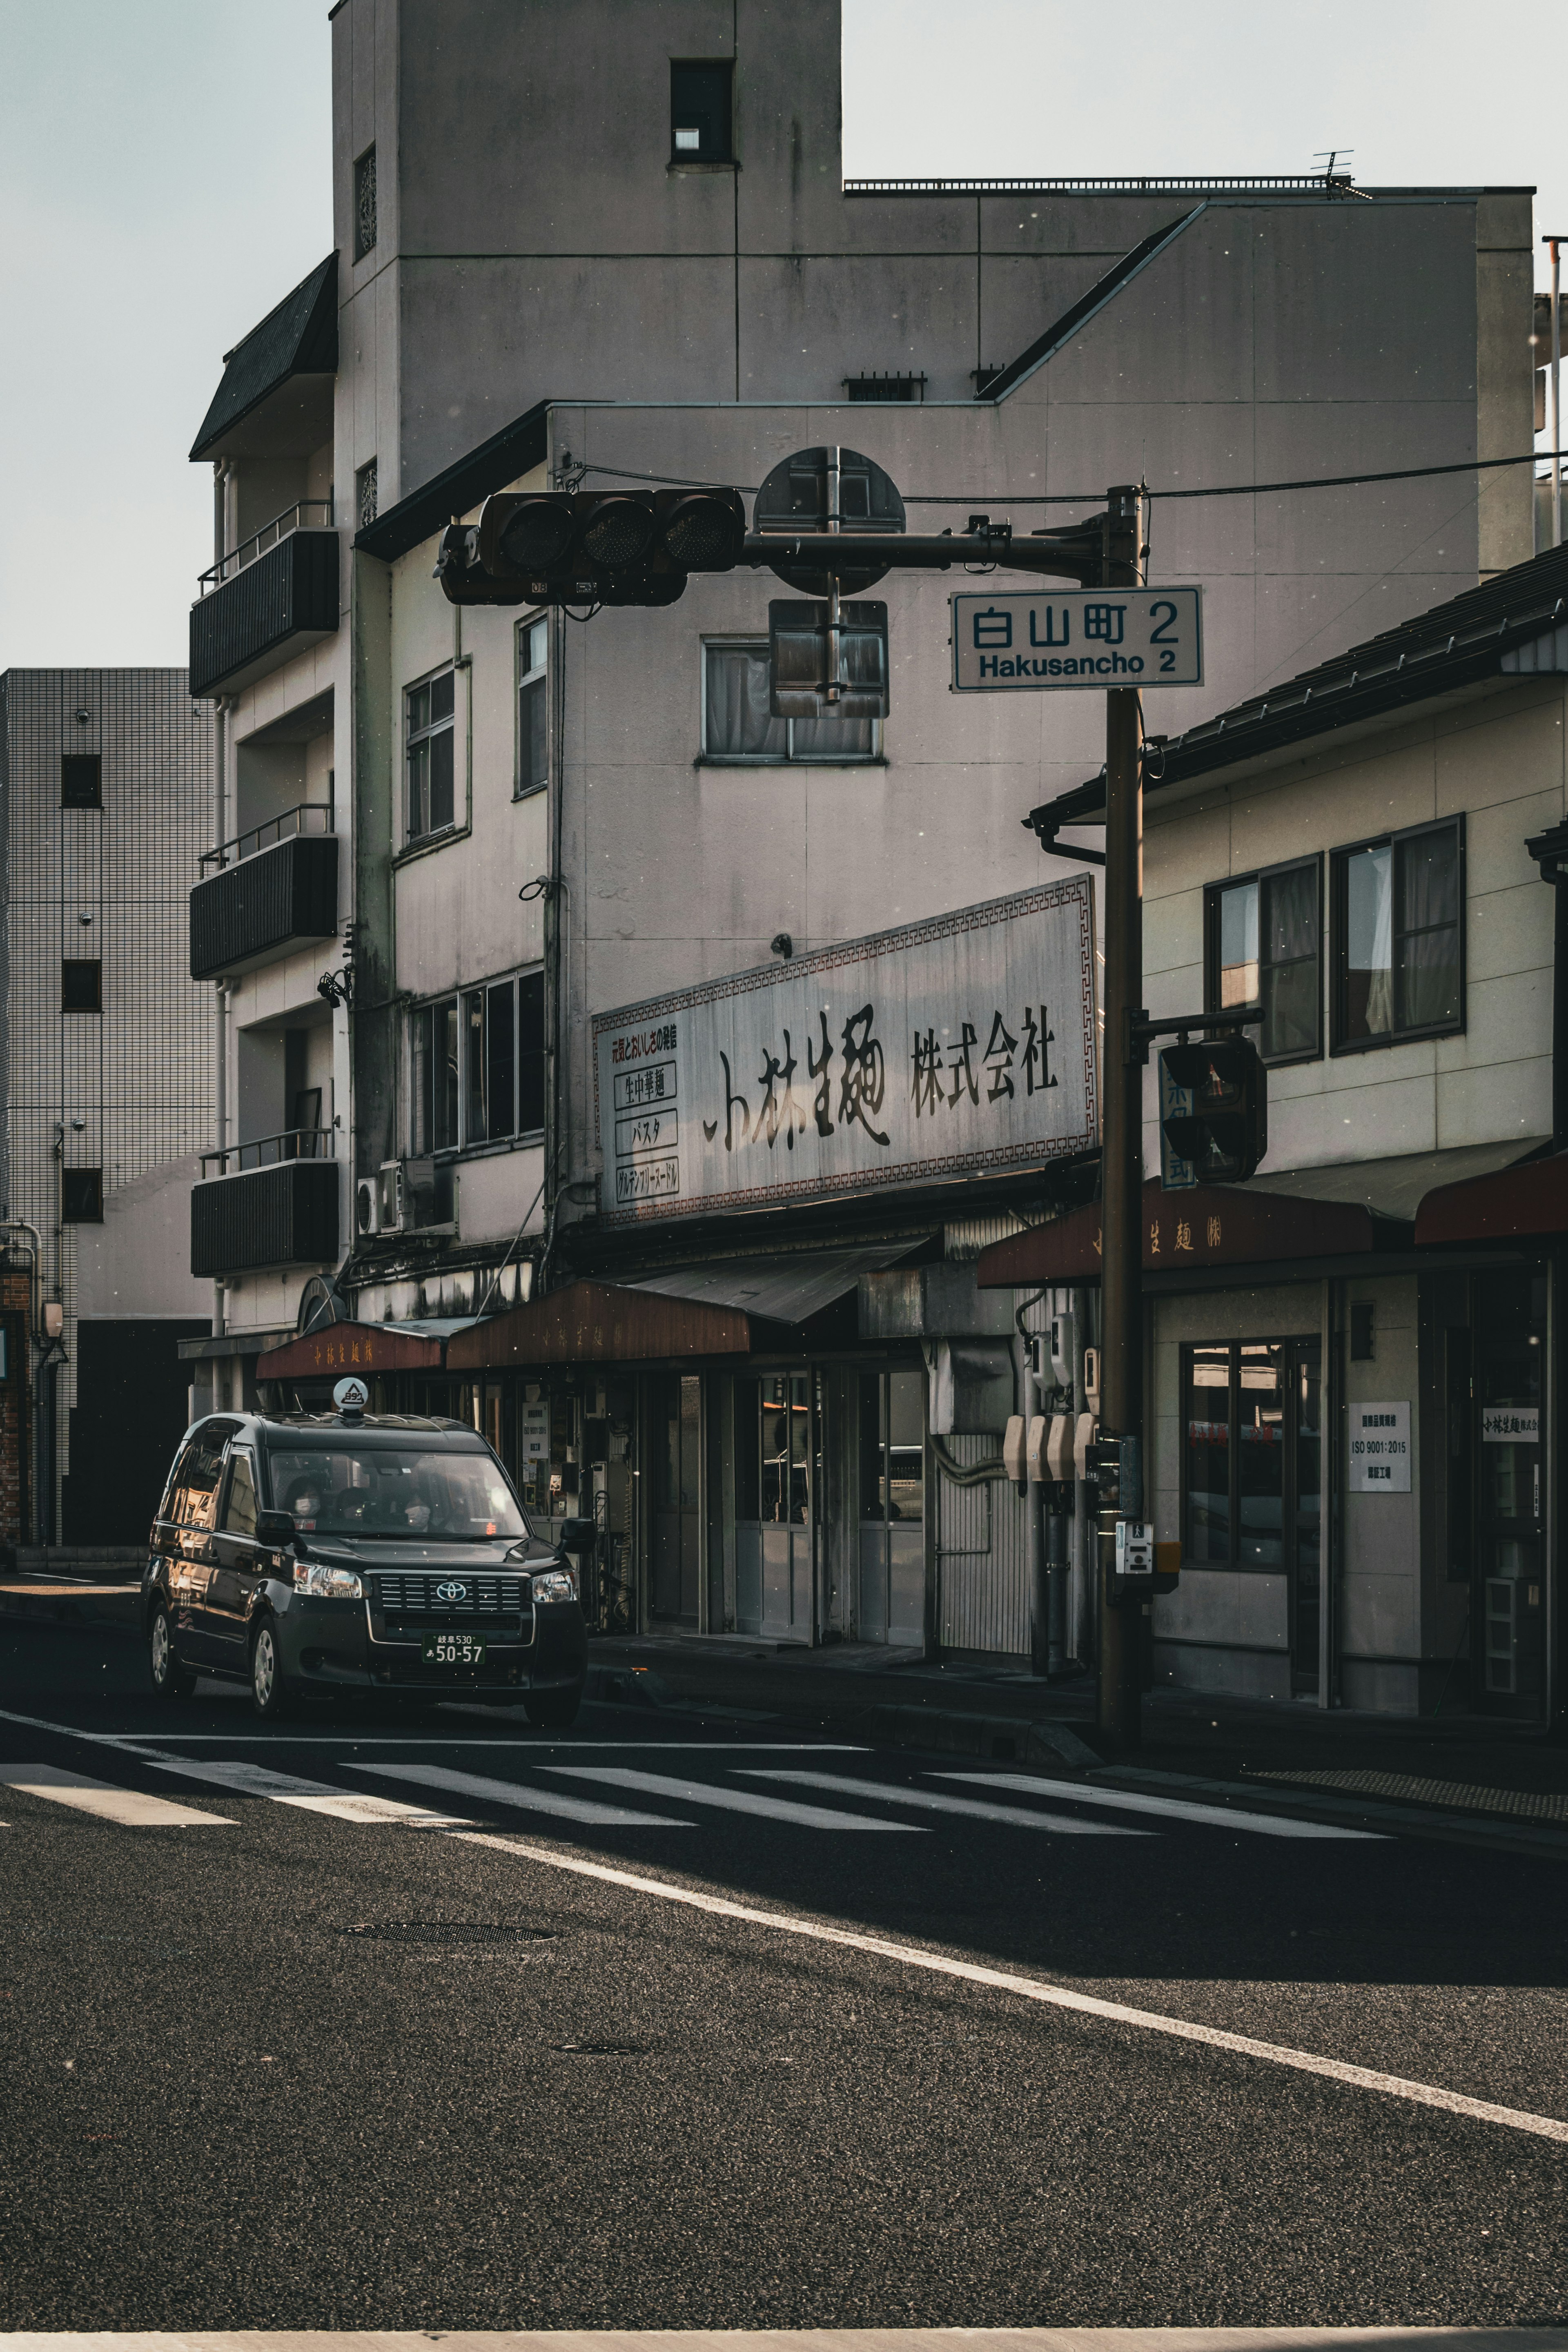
[1,0,1560,667]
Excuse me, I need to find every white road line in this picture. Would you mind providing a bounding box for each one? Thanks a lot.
[133,1753,471,1827]
[546,1764,924,1832]
[450,1831,1568,2145]
[120,1737,871,1751]
[938,1771,1387,1841]
[350,1758,696,1828]
[742,1768,1151,1836]
[0,1763,229,1829]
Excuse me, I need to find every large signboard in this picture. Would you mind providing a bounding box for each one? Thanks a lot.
[592,878,1098,1227]
[951,586,1203,691]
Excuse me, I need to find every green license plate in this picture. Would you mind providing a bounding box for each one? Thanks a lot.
[421,1632,487,1668]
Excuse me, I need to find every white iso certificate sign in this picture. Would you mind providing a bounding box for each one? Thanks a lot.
[1348,1401,1411,1492]
[952,586,1203,691]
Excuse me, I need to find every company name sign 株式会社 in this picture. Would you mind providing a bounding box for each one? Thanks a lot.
[592,878,1098,1225]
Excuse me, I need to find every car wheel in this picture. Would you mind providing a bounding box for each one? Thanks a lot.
[523,1680,584,1730]
[250,1617,292,1721]
[148,1603,196,1701]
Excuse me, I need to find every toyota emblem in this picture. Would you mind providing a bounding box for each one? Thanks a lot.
[435,1581,467,1603]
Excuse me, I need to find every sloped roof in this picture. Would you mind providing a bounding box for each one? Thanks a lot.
[1028,539,1568,844]
[190,254,339,461]
[353,400,552,562]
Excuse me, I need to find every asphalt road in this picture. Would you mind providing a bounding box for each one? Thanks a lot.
[2,1614,1566,2332]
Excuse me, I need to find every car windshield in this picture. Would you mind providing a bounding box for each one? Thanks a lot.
[266,1445,527,1541]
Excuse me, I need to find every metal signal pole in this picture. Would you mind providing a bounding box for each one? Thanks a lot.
[1097,484,1148,1749]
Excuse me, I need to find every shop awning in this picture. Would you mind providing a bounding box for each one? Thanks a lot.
[975,1177,1387,1287]
[256,1320,448,1381]
[1250,1138,1546,1222]
[624,1245,923,1324]
[1416,1148,1568,1246]
[445,1279,753,1370]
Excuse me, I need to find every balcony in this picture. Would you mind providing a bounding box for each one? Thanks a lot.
[189,804,338,981]
[191,1129,339,1278]
[190,507,339,699]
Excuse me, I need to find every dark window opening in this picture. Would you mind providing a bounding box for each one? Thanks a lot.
[406,668,456,842]
[843,374,927,403]
[1182,1336,1322,1690]
[411,967,545,1155]
[1205,857,1322,1064]
[62,1169,103,1223]
[670,59,733,162]
[1333,818,1464,1051]
[61,754,101,808]
[61,959,102,1013]
[354,145,377,262]
[517,615,548,797]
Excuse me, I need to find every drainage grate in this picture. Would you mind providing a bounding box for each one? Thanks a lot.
[342,1921,557,1944]
[1246,1768,1568,1824]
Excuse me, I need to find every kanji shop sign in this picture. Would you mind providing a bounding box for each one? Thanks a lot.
[951,586,1203,691]
[592,878,1098,1226]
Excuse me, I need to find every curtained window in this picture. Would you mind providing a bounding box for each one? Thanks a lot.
[1334,820,1463,1049]
[1205,857,1321,1062]
[702,639,878,763]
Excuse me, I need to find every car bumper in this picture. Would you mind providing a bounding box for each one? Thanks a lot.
[274,1594,587,1697]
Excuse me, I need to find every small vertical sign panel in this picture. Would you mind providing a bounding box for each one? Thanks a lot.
[1348,1401,1411,1492]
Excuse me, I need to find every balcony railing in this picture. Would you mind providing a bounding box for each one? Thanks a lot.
[199,500,334,594]
[200,1126,336,1179]
[191,1145,339,1278]
[189,826,338,982]
[189,528,339,699]
[200,798,334,875]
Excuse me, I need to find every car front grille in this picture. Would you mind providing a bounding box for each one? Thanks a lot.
[370,1572,531,1636]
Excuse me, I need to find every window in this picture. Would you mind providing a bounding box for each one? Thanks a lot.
[222,1448,259,1537]
[356,457,378,532]
[1333,818,1463,1051]
[517,615,548,796]
[702,639,878,763]
[859,1370,925,1527]
[670,59,732,161]
[406,668,456,842]
[171,1428,229,1530]
[843,374,928,403]
[62,1169,102,1222]
[61,754,101,808]
[1205,858,1321,1063]
[411,968,544,1154]
[61,959,102,1013]
[354,144,377,261]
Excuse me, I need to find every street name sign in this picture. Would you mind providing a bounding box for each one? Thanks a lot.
[593,877,1098,1227]
[952,586,1203,691]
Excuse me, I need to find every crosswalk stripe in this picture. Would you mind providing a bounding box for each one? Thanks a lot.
[134,1752,468,1828]
[349,1758,697,1828]
[0,1762,229,1828]
[545,1764,924,1831]
[741,1768,1152,1836]
[938,1771,1386,1840]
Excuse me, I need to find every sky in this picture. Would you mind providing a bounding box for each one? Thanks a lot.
[0,0,1562,670]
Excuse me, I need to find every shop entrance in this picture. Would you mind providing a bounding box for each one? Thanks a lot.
[858,1368,925,1644]
[651,1373,700,1626]
[1472,1272,1546,1715]
[1184,1334,1322,1693]
[733,1372,816,1642]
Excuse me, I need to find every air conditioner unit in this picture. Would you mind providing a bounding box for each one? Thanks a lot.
[376,1160,406,1234]
[354,1175,380,1237]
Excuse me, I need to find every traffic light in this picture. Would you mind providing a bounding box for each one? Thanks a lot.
[435,487,747,608]
[1157,1034,1267,1184]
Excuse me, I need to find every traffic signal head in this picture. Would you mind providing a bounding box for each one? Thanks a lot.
[1158,1035,1267,1183]
[435,486,748,607]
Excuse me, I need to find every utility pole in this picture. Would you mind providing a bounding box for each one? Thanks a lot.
[1097,484,1148,1749]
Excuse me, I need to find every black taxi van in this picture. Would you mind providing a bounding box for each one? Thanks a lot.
[143,1406,588,1722]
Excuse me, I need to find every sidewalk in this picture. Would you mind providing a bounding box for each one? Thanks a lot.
[582,1629,1568,1828]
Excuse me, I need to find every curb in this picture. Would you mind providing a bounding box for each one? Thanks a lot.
[0,1581,141,1632]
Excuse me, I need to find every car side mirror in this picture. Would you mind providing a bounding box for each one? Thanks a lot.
[255,1509,296,1546]
[559,1516,597,1553]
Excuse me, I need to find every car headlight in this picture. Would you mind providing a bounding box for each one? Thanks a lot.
[530,1568,577,1604]
[293,1562,364,1600]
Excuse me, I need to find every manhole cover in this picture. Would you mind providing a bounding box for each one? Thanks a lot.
[343,1922,556,1944]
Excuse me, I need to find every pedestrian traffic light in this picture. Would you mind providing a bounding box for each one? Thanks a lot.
[1157,1035,1267,1183]
[435,487,748,608]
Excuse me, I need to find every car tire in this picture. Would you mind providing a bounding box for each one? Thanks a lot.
[148,1602,196,1702]
[250,1617,292,1721]
[523,1680,584,1730]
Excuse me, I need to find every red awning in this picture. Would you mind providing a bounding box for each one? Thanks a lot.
[446,1278,753,1370]
[976,1177,1382,1287]
[256,1321,446,1381]
[1416,1152,1568,1246]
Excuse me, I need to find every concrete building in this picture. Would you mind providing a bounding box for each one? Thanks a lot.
[179,0,1546,1710]
[0,670,213,1549]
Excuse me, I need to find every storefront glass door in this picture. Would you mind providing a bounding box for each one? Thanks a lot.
[652,1373,700,1626]
[858,1369,925,1644]
[731,1373,815,1641]
[1474,1272,1545,1715]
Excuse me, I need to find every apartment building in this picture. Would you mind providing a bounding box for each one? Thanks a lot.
[178,0,1541,1706]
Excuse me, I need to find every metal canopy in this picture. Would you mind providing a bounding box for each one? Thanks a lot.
[624,1244,925,1325]
[974,1179,1386,1288]
[1248,1139,1548,1225]
[256,1321,447,1381]
[445,1279,752,1371]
